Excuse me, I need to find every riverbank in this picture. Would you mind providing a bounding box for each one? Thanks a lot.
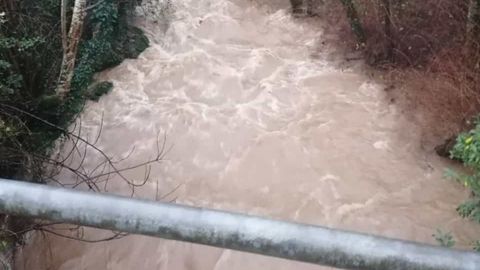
[0,1,149,267]
[311,0,480,249]
[293,1,479,151]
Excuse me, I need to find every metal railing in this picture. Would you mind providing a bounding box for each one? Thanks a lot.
[0,179,479,270]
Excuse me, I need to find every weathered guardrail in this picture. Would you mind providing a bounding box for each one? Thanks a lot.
[0,179,479,270]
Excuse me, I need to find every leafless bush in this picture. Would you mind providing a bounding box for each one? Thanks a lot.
[0,102,175,246]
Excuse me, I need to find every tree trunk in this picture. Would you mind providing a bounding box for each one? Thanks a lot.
[56,0,87,98]
[61,0,68,53]
[381,0,394,61]
[339,0,366,45]
[467,0,480,43]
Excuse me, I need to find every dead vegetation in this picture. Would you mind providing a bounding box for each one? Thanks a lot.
[306,0,480,149]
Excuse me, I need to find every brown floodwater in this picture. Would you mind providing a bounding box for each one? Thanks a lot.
[15,0,479,269]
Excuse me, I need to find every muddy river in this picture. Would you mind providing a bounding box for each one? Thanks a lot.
[15,0,478,269]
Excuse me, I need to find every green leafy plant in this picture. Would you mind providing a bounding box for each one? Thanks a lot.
[433,229,456,248]
[447,118,480,251]
[449,120,480,219]
[86,81,113,101]
[0,240,8,253]
[474,240,480,252]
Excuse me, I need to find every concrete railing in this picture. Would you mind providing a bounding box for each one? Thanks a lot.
[0,179,479,270]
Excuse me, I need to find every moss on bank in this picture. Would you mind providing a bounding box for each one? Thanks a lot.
[86,81,114,101]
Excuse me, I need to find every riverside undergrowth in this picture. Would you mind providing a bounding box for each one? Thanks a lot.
[0,0,149,261]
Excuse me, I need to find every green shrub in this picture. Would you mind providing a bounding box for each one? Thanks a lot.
[449,120,480,222]
[0,0,149,179]
[447,118,480,250]
[433,229,456,248]
[86,81,113,101]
